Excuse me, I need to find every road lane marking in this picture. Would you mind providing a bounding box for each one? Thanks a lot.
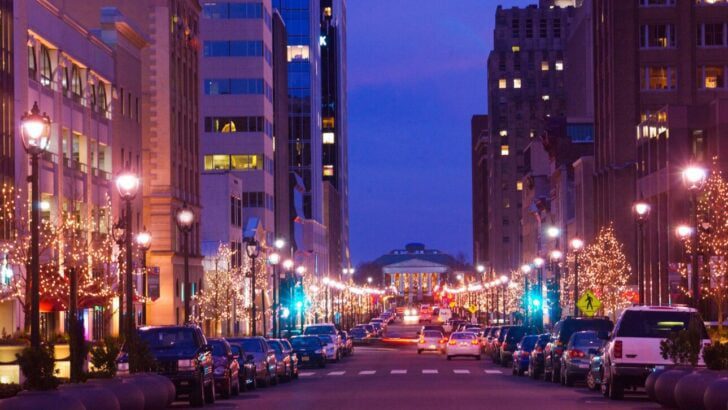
[484,370,502,374]
[390,369,407,374]
[327,371,346,376]
[453,369,470,374]
[299,372,315,377]
[359,370,376,375]
[422,369,438,374]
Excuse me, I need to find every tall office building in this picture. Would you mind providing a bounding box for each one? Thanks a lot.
[486,4,573,274]
[471,115,489,267]
[273,11,292,249]
[320,0,349,276]
[0,0,11,243]
[593,0,728,305]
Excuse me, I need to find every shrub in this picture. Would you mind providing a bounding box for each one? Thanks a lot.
[88,337,121,378]
[15,345,59,390]
[703,341,728,370]
[660,318,703,366]
[127,333,155,373]
[0,383,21,399]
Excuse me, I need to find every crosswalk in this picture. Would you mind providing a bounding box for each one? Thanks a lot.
[298,369,504,377]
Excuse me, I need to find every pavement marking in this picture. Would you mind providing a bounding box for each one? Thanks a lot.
[358,370,376,375]
[484,369,502,374]
[453,369,470,374]
[390,369,407,374]
[422,369,439,374]
[299,372,316,377]
[327,371,346,376]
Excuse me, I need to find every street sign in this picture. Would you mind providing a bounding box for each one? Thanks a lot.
[448,301,456,308]
[576,290,601,317]
[467,305,478,314]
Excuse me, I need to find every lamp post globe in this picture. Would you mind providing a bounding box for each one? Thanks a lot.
[274,238,286,250]
[476,265,485,273]
[136,230,152,251]
[296,265,306,276]
[533,257,545,268]
[570,238,584,251]
[176,204,194,324]
[521,264,532,274]
[632,201,651,222]
[499,275,509,284]
[20,102,51,156]
[367,276,373,284]
[546,226,561,239]
[282,259,294,270]
[115,172,140,200]
[676,225,693,240]
[550,250,563,261]
[135,228,152,325]
[682,166,708,191]
[176,206,195,231]
[268,252,281,265]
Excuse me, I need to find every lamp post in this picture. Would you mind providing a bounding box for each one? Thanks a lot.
[245,238,261,335]
[135,229,152,325]
[296,265,306,331]
[20,102,51,349]
[549,250,562,323]
[176,204,195,323]
[533,257,545,328]
[268,251,281,338]
[116,172,140,341]
[282,259,294,333]
[682,165,708,309]
[570,238,584,315]
[632,201,651,305]
[323,277,331,323]
[521,264,532,324]
[675,225,693,305]
[112,218,126,335]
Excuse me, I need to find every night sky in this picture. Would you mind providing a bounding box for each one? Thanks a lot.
[348,0,535,265]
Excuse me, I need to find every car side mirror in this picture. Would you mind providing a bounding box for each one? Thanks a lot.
[596,331,609,340]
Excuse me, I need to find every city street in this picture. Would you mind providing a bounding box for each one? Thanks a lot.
[171,324,660,410]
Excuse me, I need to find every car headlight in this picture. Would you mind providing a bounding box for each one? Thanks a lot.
[178,359,195,371]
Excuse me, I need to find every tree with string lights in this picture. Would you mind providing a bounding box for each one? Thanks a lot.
[193,243,243,336]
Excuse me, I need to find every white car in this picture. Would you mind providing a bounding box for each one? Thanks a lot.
[318,335,339,362]
[445,332,482,360]
[417,330,445,354]
[601,306,710,400]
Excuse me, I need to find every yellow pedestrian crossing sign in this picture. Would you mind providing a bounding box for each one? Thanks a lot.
[577,290,602,317]
[468,305,478,314]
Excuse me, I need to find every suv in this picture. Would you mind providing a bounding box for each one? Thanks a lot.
[498,326,535,367]
[601,306,710,400]
[543,317,613,383]
[131,325,215,407]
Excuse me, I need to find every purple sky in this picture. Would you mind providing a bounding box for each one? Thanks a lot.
[347,0,535,264]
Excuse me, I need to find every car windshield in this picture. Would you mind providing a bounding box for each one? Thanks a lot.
[452,333,475,340]
[571,332,602,348]
[209,341,226,356]
[237,339,263,353]
[520,336,537,350]
[560,320,613,342]
[616,310,709,339]
[139,328,198,351]
[304,325,336,335]
[319,335,333,344]
[291,337,321,350]
[424,331,443,338]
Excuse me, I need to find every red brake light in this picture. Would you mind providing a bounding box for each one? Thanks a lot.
[535,347,543,353]
[521,352,530,358]
[568,349,585,358]
[440,338,447,344]
[614,340,622,359]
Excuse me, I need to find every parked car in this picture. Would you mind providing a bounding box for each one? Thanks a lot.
[485,327,500,356]
[512,334,539,376]
[419,324,446,336]
[357,323,376,335]
[267,339,294,381]
[338,330,354,356]
[279,339,299,379]
[498,326,535,367]
[290,335,327,368]
[543,317,613,383]
[208,338,240,398]
[227,337,278,387]
[369,322,383,336]
[600,306,710,400]
[228,341,257,391]
[491,325,513,363]
[318,334,339,361]
[445,331,482,360]
[527,334,551,379]
[303,323,341,348]
[586,344,606,391]
[129,325,215,407]
[280,329,302,339]
[559,331,605,386]
[370,318,387,330]
[349,327,370,344]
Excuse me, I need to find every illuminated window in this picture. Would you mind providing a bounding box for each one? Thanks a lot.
[322,117,335,128]
[512,45,520,53]
[542,95,550,101]
[221,121,236,133]
[498,78,507,89]
[323,132,335,144]
[501,145,510,156]
[641,66,676,90]
[287,45,310,62]
[323,165,334,177]
[204,155,231,170]
[555,60,564,71]
[640,24,675,48]
[530,130,535,138]
[231,154,263,170]
[699,66,725,89]
[541,61,549,71]
[324,6,332,16]
[516,181,523,191]
[39,46,53,87]
[499,130,508,137]
[513,78,522,88]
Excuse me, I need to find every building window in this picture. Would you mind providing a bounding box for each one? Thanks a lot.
[204,78,266,95]
[698,65,725,88]
[203,155,230,170]
[70,65,83,102]
[499,130,508,137]
[640,24,675,48]
[97,84,108,112]
[322,117,334,129]
[698,23,725,47]
[516,181,523,191]
[39,45,52,87]
[542,94,550,101]
[498,78,507,89]
[541,61,549,71]
[513,78,522,88]
[203,40,265,57]
[539,18,547,38]
[501,145,510,156]
[525,19,533,38]
[697,0,728,4]
[323,165,334,177]
[553,19,561,37]
[204,116,265,133]
[231,154,263,170]
[555,60,564,71]
[287,45,310,62]
[512,18,520,38]
[202,2,263,19]
[511,45,520,53]
[639,0,675,6]
[28,45,36,79]
[640,66,677,90]
[323,132,335,144]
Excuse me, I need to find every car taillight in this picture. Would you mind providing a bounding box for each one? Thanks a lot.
[614,340,622,359]
[449,340,457,345]
[535,347,543,353]
[471,339,479,345]
[440,339,447,344]
[568,349,585,358]
[521,352,530,358]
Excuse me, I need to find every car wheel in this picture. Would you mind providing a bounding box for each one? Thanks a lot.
[586,370,598,391]
[221,375,232,399]
[512,366,517,376]
[189,375,205,407]
[551,365,560,383]
[259,370,270,387]
[271,371,279,386]
[204,379,216,404]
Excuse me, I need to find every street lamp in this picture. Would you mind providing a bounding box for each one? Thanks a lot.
[323,277,331,323]
[282,259,294,271]
[116,172,140,341]
[274,238,286,250]
[683,165,708,309]
[20,102,50,349]
[676,225,693,241]
[135,228,152,325]
[546,226,561,239]
[632,200,651,305]
[245,238,261,335]
[295,265,306,330]
[176,204,195,323]
[477,265,485,273]
[268,252,281,337]
[570,238,584,315]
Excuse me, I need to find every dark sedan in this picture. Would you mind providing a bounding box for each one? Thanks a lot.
[267,339,295,381]
[290,336,326,368]
[511,334,539,376]
[559,331,605,386]
[208,338,240,399]
[228,342,257,391]
[527,334,551,380]
[227,337,278,387]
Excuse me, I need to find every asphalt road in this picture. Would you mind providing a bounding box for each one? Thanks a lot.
[172,324,661,410]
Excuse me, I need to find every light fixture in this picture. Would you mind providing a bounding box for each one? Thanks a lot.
[268,252,281,265]
[546,226,560,238]
[570,238,584,251]
[499,275,509,284]
[135,229,152,251]
[115,172,140,200]
[282,259,294,270]
[632,201,651,222]
[675,225,693,240]
[550,250,563,261]
[175,205,195,231]
[533,257,545,267]
[521,264,531,274]
[20,102,51,156]
[476,265,485,273]
[682,166,708,191]
[274,238,286,250]
[295,265,306,276]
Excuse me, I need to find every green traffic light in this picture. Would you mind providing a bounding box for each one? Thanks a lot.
[532,298,541,307]
[295,301,303,310]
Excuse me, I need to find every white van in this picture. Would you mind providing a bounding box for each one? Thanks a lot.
[437,308,452,324]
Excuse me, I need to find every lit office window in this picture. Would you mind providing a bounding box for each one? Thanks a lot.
[322,117,335,128]
[323,165,334,177]
[555,60,564,71]
[541,61,549,71]
[542,95,550,101]
[512,45,520,53]
[287,45,310,62]
[498,78,507,89]
[323,132,335,144]
[501,145,510,156]
[513,78,522,88]
[516,181,523,191]
[499,130,508,137]
[204,155,231,170]
[231,154,263,170]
